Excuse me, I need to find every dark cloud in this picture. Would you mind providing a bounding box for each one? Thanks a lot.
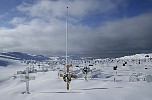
[77,13,152,58]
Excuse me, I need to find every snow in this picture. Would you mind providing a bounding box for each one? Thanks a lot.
[0,54,152,100]
[119,53,152,59]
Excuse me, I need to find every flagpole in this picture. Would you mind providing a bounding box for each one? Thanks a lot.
[66,7,70,90]
[66,7,68,66]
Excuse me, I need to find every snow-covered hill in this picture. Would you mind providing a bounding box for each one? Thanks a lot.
[0,51,49,61]
[119,53,152,59]
[0,51,50,67]
[0,52,152,100]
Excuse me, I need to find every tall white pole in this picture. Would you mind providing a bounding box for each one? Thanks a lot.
[66,7,68,66]
[66,7,70,90]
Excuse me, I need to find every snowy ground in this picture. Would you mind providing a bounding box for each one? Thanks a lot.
[0,57,152,100]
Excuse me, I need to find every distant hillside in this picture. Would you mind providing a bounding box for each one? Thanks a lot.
[0,52,49,61]
[119,53,152,59]
[0,51,152,67]
[0,51,50,67]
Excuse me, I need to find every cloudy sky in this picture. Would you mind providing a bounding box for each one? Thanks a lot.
[0,0,152,58]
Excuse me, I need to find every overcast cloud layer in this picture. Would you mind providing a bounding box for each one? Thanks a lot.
[0,0,152,58]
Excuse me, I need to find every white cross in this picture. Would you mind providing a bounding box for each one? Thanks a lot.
[20,67,35,94]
